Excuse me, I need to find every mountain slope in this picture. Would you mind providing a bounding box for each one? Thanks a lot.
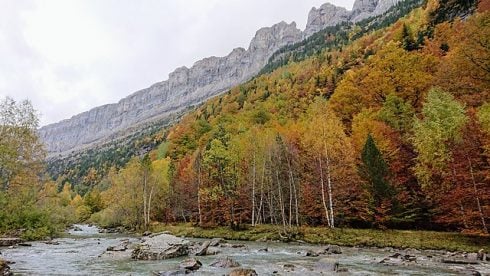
[39,0,404,158]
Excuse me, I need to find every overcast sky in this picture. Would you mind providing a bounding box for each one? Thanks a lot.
[0,0,355,126]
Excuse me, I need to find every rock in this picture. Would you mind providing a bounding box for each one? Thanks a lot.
[206,247,221,255]
[327,244,342,254]
[0,259,13,276]
[477,249,485,261]
[315,258,339,272]
[194,240,210,256]
[0,238,22,247]
[209,238,224,247]
[73,226,83,231]
[179,258,202,271]
[257,248,268,252]
[467,252,478,261]
[143,231,152,237]
[153,269,190,276]
[228,268,258,276]
[131,234,189,260]
[304,249,319,257]
[221,243,246,248]
[442,258,479,265]
[107,240,129,252]
[304,3,351,37]
[39,20,302,158]
[18,243,32,247]
[44,241,60,245]
[282,263,295,272]
[210,256,241,268]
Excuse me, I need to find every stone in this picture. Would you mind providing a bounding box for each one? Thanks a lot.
[194,240,210,256]
[0,238,22,247]
[206,247,221,255]
[179,258,202,271]
[210,256,241,268]
[107,241,129,252]
[17,243,32,247]
[0,259,13,276]
[326,244,342,254]
[257,248,268,252]
[477,249,485,261]
[143,231,152,237]
[304,249,319,257]
[153,269,190,276]
[467,252,479,261]
[209,238,224,247]
[131,234,189,260]
[442,258,479,265]
[228,268,258,276]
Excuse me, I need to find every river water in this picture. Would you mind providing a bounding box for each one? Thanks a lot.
[1,224,488,275]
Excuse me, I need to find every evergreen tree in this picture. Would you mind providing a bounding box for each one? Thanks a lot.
[359,134,395,227]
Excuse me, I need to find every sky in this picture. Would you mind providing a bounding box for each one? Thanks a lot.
[0,0,356,126]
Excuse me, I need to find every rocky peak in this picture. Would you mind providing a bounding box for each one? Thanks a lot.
[351,0,379,22]
[249,21,301,51]
[373,0,402,15]
[304,3,351,37]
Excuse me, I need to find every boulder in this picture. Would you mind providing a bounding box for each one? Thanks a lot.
[206,247,221,255]
[228,268,258,276]
[326,244,342,254]
[194,240,210,256]
[179,258,202,271]
[477,249,485,261]
[131,234,189,260]
[107,240,129,252]
[257,248,268,252]
[209,238,224,247]
[0,238,22,247]
[0,259,12,276]
[282,263,295,272]
[210,256,241,268]
[143,231,152,237]
[315,258,339,272]
[303,249,319,257]
[442,258,479,265]
[153,269,190,276]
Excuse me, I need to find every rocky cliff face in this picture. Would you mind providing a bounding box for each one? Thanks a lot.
[39,21,302,156]
[39,0,401,157]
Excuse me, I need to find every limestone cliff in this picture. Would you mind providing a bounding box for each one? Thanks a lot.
[39,0,402,157]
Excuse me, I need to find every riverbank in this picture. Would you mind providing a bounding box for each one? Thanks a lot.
[150,223,490,252]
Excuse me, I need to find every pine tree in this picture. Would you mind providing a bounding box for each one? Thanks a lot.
[359,134,394,227]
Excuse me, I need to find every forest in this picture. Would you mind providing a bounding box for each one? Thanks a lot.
[0,0,489,240]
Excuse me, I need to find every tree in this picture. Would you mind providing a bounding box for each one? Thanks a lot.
[359,134,395,227]
[412,88,468,187]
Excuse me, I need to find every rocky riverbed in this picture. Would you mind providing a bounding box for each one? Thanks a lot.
[0,224,488,275]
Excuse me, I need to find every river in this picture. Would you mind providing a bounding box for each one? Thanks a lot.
[1,224,488,275]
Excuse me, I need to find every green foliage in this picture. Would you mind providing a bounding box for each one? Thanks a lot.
[413,88,468,186]
[478,102,490,133]
[378,93,415,132]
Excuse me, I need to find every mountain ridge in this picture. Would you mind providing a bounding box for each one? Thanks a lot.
[39,0,402,157]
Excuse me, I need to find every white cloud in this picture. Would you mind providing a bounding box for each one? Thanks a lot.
[0,0,355,126]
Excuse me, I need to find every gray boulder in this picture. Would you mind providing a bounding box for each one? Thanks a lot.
[210,256,241,268]
[131,234,189,260]
[194,240,210,256]
[179,258,202,271]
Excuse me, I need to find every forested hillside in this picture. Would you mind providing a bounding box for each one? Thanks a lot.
[1,0,489,239]
[83,0,489,233]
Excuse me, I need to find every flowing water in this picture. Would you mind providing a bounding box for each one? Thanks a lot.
[1,224,489,275]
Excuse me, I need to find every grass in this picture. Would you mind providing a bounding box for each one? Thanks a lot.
[150,223,490,252]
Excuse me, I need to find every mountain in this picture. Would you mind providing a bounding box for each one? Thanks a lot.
[39,0,403,158]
